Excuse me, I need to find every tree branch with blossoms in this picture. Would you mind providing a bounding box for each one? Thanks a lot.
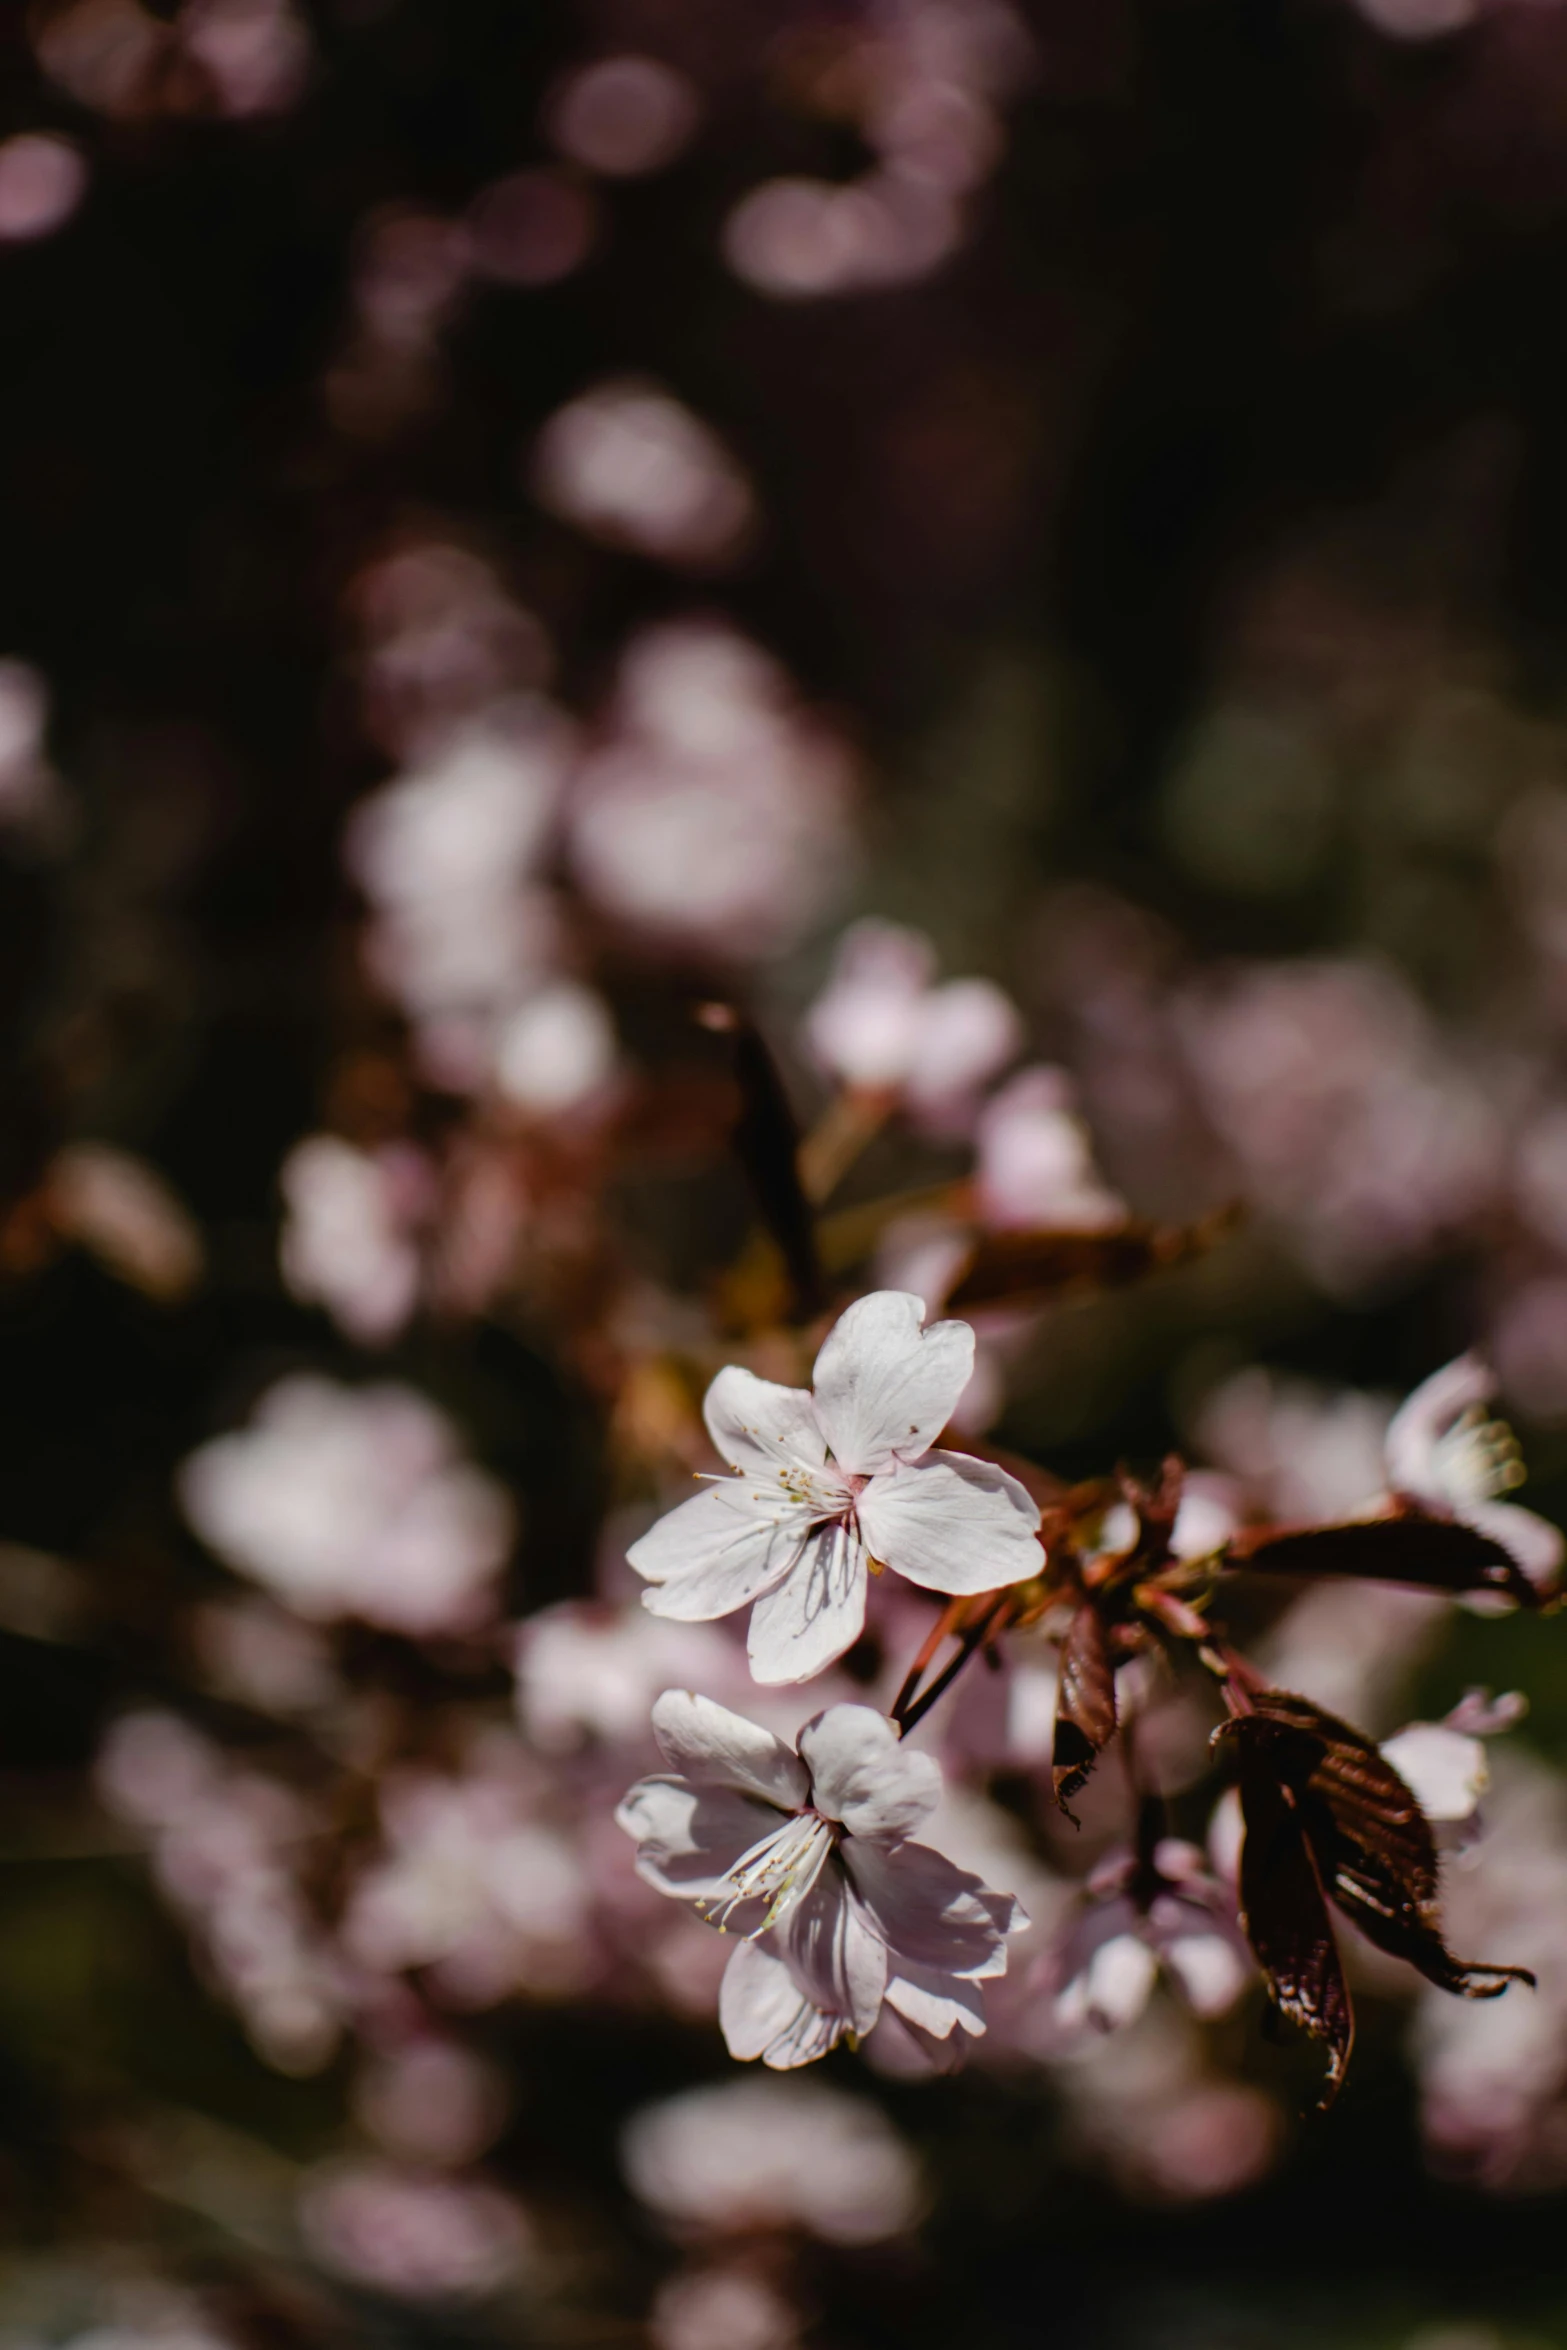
[618,1285,1554,2103]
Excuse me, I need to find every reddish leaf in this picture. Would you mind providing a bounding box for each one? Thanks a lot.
[1224,1725,1354,2109]
[1239,1692,1534,2001]
[1053,1602,1117,1816]
[946,1205,1239,1312]
[1228,1514,1538,1607]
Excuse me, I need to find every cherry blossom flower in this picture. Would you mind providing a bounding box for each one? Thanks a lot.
[628,1291,1042,1682]
[1049,1841,1253,2037]
[514,1602,746,1752]
[804,920,1022,1118]
[1382,1720,1489,1840]
[343,1752,595,2004]
[617,1691,1026,2068]
[179,1375,514,1635]
[621,2071,920,2240]
[96,1712,347,2074]
[1415,1751,1567,2186]
[567,623,855,961]
[530,380,755,568]
[1385,1354,1564,1595]
[1382,1690,1526,1847]
[352,2038,508,2168]
[973,1066,1126,1230]
[546,56,700,178]
[279,1135,428,1344]
[650,2263,799,2350]
[298,2160,530,2299]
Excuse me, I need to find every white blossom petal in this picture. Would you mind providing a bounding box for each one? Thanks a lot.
[616,1775,785,1917]
[774,1870,887,2040]
[1058,1931,1159,2032]
[1160,1928,1252,2019]
[797,1705,940,1844]
[856,1453,1041,1596]
[718,1937,845,2068]
[649,1690,809,1810]
[881,1956,989,2041]
[746,1520,867,1684]
[809,1291,974,1475]
[845,1840,1020,2041]
[1469,1497,1565,1593]
[630,1481,810,1620]
[703,1365,830,1479]
[845,1838,1022,1982]
[1380,1721,1488,1824]
[1385,1354,1493,1505]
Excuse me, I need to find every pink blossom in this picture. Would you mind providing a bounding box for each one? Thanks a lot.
[352,2038,508,2168]
[618,1692,1025,2066]
[179,1375,514,1635]
[650,2263,799,2350]
[514,1602,746,1752]
[343,1752,595,2004]
[804,920,1022,1117]
[298,2160,530,2299]
[567,624,855,961]
[0,133,87,241]
[621,2072,921,2240]
[1385,1354,1564,1594]
[629,1292,1040,1683]
[973,1066,1125,1230]
[279,1135,428,1344]
[1049,1843,1253,2036]
[545,55,699,178]
[531,381,755,568]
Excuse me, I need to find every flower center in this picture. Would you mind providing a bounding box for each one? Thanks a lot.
[700,1807,839,1936]
[1437,1406,1525,1505]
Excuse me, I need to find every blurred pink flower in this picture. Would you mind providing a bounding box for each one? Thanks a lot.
[351,541,552,758]
[179,1375,514,1635]
[651,2263,799,2350]
[1194,1364,1392,1523]
[298,2160,529,2299]
[346,705,571,1022]
[1050,1842,1253,2036]
[621,2072,921,2239]
[514,1602,745,1752]
[618,1692,1025,2066]
[465,167,597,287]
[1179,958,1501,1288]
[973,1065,1125,1230]
[352,2037,508,2168]
[181,0,310,116]
[531,380,755,568]
[491,978,618,1117]
[545,55,699,177]
[97,1712,346,2073]
[804,919,1022,1116]
[567,623,855,961]
[343,1751,595,2003]
[628,1291,1040,1682]
[0,133,87,240]
[722,171,960,300]
[279,1135,429,1344]
[1417,1755,1567,2186]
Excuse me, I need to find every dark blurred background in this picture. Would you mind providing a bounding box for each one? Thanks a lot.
[7,2,1567,2345]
